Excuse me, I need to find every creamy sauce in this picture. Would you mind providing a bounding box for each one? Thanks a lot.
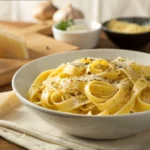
[66,24,91,32]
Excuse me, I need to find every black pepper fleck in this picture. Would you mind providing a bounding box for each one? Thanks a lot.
[87,72,91,75]
[46,46,50,50]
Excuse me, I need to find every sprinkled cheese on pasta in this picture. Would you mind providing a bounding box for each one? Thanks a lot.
[28,57,150,115]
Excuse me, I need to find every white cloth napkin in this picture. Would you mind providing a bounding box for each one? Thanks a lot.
[1,104,150,150]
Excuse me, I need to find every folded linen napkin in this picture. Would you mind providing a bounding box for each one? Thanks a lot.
[1,92,150,150]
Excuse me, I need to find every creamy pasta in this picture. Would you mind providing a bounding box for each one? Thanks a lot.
[28,57,150,115]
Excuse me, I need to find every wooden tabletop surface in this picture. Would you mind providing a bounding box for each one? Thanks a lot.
[0,20,150,150]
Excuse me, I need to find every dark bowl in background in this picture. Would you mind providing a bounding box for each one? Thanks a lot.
[102,17,150,50]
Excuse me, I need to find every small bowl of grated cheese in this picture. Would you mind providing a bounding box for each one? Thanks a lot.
[102,17,150,50]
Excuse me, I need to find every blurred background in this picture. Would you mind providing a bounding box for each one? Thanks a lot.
[1,0,150,22]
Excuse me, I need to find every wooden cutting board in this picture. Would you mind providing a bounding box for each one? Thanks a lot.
[0,20,79,86]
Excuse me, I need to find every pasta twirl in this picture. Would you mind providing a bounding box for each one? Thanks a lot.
[28,57,150,115]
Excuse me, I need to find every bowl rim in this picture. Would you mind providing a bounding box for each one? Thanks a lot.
[12,49,150,118]
[102,16,150,35]
[52,19,102,35]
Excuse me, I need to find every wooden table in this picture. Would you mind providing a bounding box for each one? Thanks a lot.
[0,21,150,150]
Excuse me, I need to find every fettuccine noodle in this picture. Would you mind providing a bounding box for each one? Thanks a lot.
[28,57,150,115]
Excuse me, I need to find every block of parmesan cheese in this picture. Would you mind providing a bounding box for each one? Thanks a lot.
[0,91,21,118]
[0,29,29,59]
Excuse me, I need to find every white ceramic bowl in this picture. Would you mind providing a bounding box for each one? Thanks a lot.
[12,49,150,139]
[52,19,101,49]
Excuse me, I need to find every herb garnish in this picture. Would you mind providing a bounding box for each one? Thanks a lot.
[55,19,74,31]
